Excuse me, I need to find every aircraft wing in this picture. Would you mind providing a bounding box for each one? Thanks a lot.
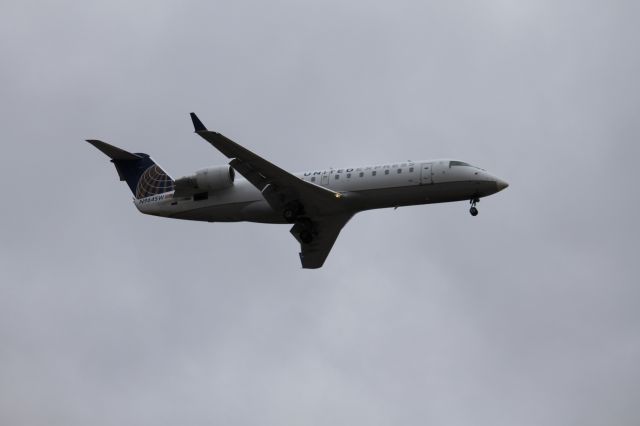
[290,214,353,269]
[189,113,342,216]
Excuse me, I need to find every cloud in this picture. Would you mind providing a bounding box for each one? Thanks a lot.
[1,1,639,425]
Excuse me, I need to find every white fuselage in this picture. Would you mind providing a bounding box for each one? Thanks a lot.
[135,159,507,223]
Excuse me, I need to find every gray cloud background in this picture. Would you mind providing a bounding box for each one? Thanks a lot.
[1,0,639,425]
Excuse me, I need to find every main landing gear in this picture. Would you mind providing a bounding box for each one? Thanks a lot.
[285,203,315,244]
[300,229,314,244]
[469,198,479,216]
[298,218,315,244]
[291,218,315,244]
[283,202,304,223]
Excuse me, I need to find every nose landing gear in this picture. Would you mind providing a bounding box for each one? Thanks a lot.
[469,198,479,216]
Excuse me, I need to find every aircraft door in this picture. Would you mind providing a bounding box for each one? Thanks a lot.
[321,174,329,186]
[421,163,433,184]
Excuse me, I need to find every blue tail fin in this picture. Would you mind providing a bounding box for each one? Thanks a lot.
[87,139,175,199]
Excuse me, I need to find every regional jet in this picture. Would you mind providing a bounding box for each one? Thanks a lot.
[87,113,508,268]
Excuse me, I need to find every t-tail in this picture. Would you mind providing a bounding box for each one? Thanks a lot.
[87,139,174,199]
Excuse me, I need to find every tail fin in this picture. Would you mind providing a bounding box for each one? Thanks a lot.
[87,139,175,199]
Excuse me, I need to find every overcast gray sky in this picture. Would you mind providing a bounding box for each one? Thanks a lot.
[1,0,639,425]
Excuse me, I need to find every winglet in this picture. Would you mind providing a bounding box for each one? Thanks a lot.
[190,112,207,132]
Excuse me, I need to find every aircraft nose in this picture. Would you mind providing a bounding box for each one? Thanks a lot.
[495,178,509,192]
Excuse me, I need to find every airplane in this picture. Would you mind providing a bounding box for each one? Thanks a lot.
[87,113,508,269]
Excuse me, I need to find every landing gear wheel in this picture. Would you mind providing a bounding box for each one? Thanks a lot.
[283,208,296,222]
[283,202,304,223]
[469,197,479,216]
[282,201,304,223]
[300,230,314,244]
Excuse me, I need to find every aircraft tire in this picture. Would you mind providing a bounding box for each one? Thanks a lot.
[283,209,296,223]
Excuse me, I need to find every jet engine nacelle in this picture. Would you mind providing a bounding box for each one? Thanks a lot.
[174,165,235,195]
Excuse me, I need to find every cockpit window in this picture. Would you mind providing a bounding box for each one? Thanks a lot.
[449,161,471,167]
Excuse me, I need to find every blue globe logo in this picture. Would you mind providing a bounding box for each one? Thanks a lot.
[135,165,174,198]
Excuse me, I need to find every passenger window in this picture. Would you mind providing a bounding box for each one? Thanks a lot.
[311,177,316,182]
[372,171,377,176]
[384,170,390,175]
[335,174,339,180]
[359,172,364,177]
[409,167,414,172]
[347,173,351,178]
[397,169,402,174]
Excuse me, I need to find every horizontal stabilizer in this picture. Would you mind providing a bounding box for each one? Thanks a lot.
[86,139,142,161]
